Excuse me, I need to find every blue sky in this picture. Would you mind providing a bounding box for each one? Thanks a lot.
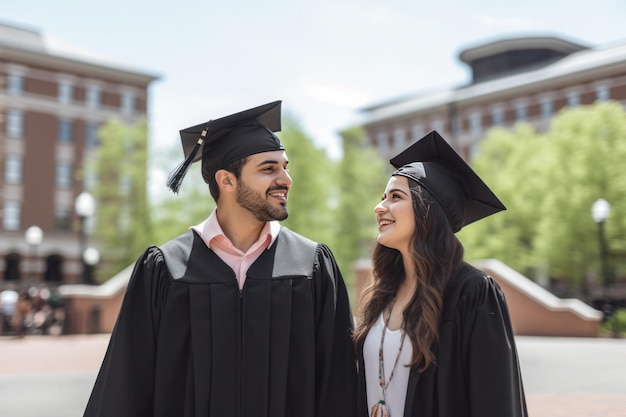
[3,0,626,163]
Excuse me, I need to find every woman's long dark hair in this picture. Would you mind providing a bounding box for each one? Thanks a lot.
[354,177,465,371]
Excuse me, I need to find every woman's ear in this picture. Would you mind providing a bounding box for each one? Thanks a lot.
[215,169,236,193]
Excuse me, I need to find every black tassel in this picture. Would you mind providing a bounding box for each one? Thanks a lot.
[166,134,205,194]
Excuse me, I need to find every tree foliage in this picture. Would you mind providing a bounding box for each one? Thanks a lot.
[460,102,626,286]
[535,102,626,282]
[279,114,337,249]
[91,118,152,281]
[334,126,387,285]
[150,144,214,246]
[459,124,547,276]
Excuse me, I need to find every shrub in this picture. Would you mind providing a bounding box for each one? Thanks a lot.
[603,308,626,338]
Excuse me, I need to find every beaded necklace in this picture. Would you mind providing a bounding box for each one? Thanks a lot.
[371,300,407,417]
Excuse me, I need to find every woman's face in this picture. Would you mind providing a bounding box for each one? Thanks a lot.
[374,175,416,252]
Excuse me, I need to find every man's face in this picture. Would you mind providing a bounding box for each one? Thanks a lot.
[236,150,292,222]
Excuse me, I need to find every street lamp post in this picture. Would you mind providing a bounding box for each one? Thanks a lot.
[75,191,96,284]
[83,247,100,284]
[591,198,611,295]
[24,225,44,282]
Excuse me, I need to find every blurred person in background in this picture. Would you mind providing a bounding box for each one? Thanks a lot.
[12,290,31,338]
[1,288,18,334]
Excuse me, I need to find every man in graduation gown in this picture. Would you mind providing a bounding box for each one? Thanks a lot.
[83,101,357,417]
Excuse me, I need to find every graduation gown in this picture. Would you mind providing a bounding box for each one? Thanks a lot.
[84,228,356,417]
[357,263,528,417]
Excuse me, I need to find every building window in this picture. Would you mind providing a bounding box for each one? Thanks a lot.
[54,208,72,231]
[58,120,74,143]
[392,127,406,149]
[431,119,444,134]
[469,111,482,134]
[377,131,389,154]
[2,201,21,231]
[6,109,24,138]
[595,85,610,102]
[7,72,24,96]
[491,107,504,126]
[121,91,135,116]
[540,98,553,119]
[83,164,98,190]
[566,91,580,107]
[515,102,527,121]
[85,123,99,147]
[58,80,73,104]
[86,85,101,108]
[412,123,424,141]
[56,163,73,189]
[4,155,22,184]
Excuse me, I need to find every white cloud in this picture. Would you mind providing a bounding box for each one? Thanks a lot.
[301,83,371,108]
[470,12,537,31]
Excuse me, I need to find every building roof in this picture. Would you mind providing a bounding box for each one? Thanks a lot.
[0,21,160,84]
[360,36,626,126]
[0,21,45,51]
[458,35,588,65]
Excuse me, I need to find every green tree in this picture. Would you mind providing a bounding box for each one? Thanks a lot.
[279,113,337,248]
[535,102,626,284]
[460,124,547,277]
[91,118,153,281]
[334,126,387,287]
[461,102,626,288]
[150,144,215,245]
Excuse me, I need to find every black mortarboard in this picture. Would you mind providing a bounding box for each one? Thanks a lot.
[390,130,505,232]
[166,100,284,193]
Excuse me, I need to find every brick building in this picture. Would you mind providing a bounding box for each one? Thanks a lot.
[360,35,626,161]
[0,22,158,286]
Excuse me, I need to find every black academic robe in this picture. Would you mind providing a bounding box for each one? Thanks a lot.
[357,263,528,417]
[84,228,356,417]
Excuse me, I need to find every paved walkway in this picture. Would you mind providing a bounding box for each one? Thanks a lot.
[1,334,625,416]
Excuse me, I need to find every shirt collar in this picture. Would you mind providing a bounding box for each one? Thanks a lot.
[195,208,280,250]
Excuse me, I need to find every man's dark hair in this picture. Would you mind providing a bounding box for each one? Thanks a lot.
[206,157,248,202]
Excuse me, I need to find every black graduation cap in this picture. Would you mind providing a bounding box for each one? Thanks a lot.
[166,100,284,193]
[390,130,505,232]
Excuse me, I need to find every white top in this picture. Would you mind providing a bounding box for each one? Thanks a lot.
[363,313,413,416]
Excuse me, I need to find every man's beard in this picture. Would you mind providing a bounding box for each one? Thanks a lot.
[236,179,289,222]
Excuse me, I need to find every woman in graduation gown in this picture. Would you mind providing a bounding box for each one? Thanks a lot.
[354,131,528,417]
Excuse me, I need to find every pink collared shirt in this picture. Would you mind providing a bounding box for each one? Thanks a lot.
[191,209,280,290]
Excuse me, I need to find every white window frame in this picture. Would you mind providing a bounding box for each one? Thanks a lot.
[566,90,580,108]
[121,90,135,116]
[469,110,482,134]
[2,201,21,231]
[7,71,24,96]
[58,119,74,143]
[411,123,424,141]
[392,127,406,149]
[490,106,505,126]
[86,84,102,108]
[514,101,527,121]
[85,122,99,147]
[539,97,553,119]
[377,131,389,154]
[6,109,24,138]
[55,163,73,189]
[4,155,22,185]
[595,84,610,102]
[430,119,444,134]
[58,79,74,104]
